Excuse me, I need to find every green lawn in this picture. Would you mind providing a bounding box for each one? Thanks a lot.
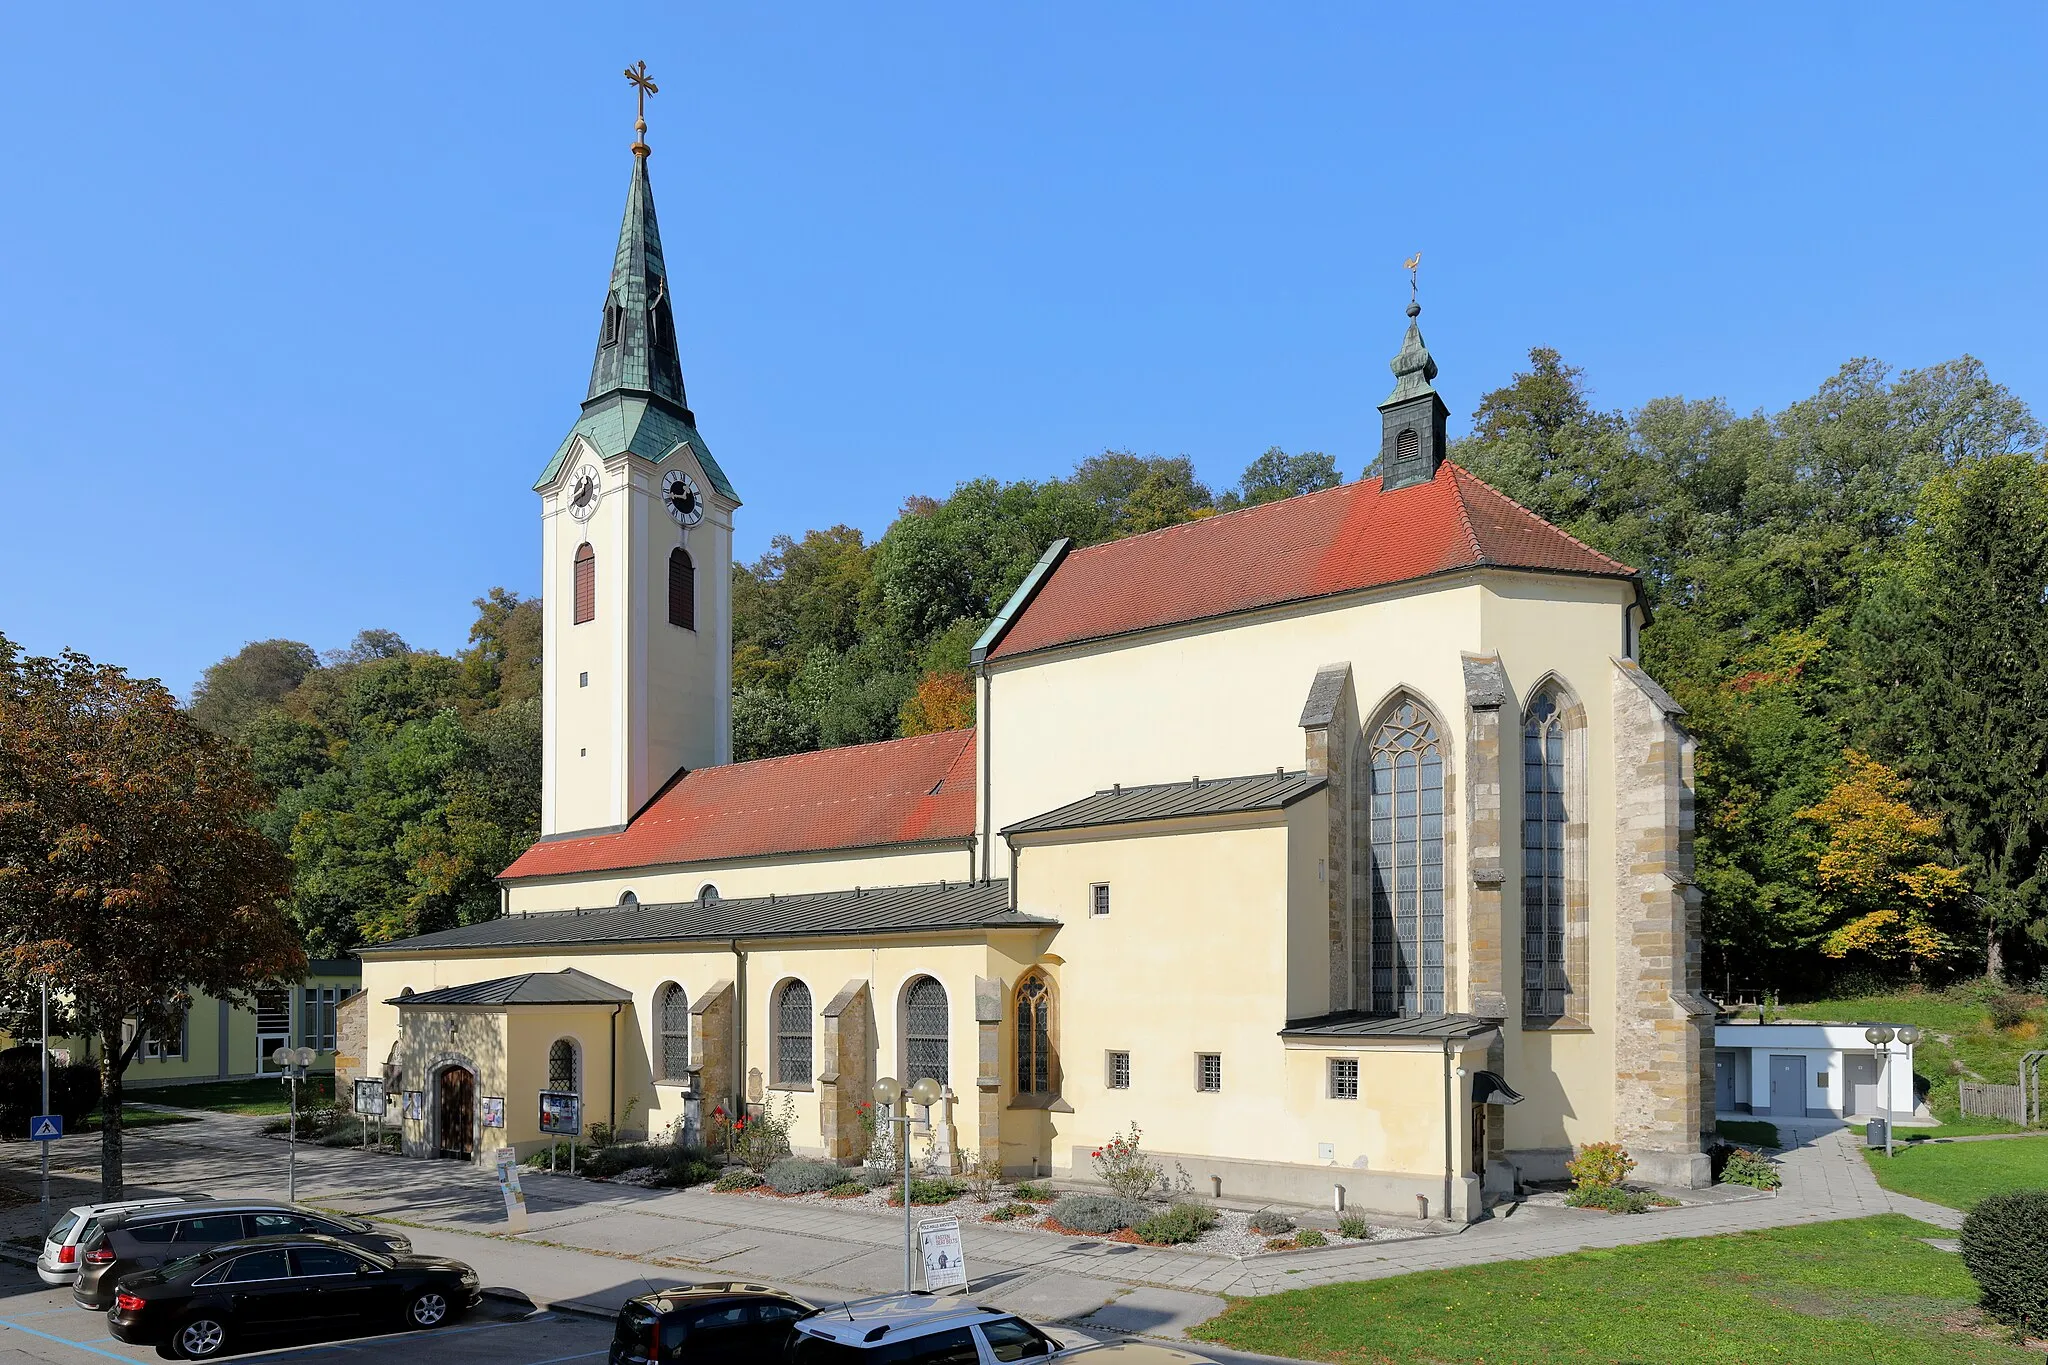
[1864,1136,2048,1210]
[1717,1119,1780,1147]
[1782,986,2044,1125]
[80,1106,199,1133]
[1191,1216,2036,1364]
[126,1076,334,1116]
[1854,1117,2031,1142]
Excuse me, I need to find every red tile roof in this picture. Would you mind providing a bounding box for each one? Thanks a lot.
[502,729,977,881]
[985,463,1634,661]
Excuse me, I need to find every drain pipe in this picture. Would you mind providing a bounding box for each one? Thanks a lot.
[731,939,749,1114]
[609,1002,621,1136]
[1442,1034,1455,1224]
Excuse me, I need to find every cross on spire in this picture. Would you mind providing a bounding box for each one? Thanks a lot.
[625,60,658,157]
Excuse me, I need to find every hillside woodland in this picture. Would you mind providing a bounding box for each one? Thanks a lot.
[191,353,2048,993]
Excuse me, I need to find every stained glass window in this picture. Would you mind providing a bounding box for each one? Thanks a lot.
[658,983,690,1081]
[1015,975,1053,1094]
[905,977,949,1087]
[548,1039,579,1095]
[776,981,813,1085]
[1370,699,1446,1015]
[1523,689,1570,1018]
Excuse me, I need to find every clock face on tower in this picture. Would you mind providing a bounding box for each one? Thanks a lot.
[662,469,704,526]
[567,465,601,522]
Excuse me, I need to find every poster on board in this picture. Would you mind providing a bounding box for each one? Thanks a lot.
[480,1096,505,1128]
[493,1146,528,1233]
[403,1090,425,1121]
[353,1079,386,1117]
[918,1217,968,1291]
[539,1090,581,1135]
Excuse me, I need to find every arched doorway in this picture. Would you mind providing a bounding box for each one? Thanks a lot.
[437,1066,475,1160]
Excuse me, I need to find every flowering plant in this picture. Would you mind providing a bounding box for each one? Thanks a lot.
[1091,1122,1163,1201]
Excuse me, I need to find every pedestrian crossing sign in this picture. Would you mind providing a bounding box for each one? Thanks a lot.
[30,1114,61,1141]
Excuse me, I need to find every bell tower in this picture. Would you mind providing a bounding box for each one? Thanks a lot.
[534,64,740,838]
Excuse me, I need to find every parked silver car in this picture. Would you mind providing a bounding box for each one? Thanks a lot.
[36,1198,185,1286]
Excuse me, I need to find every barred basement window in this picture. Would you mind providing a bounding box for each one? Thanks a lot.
[548,1039,580,1096]
[776,981,813,1084]
[1196,1053,1222,1093]
[1328,1057,1359,1100]
[657,983,690,1082]
[1090,883,1110,917]
[904,976,949,1087]
[668,548,696,630]
[1107,1051,1130,1090]
[572,543,596,624]
[1369,697,1446,1015]
[1015,973,1055,1094]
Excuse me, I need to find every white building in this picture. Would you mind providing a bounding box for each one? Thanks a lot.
[1713,1023,1919,1122]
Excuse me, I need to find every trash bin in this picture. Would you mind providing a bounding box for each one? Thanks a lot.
[1865,1118,1889,1149]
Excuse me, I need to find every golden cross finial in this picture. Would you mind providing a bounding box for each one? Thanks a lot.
[624,60,659,156]
[1405,252,1422,303]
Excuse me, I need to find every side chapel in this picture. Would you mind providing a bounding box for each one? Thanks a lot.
[356,95,1715,1220]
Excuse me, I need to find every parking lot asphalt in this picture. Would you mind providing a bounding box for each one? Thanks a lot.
[0,1263,612,1365]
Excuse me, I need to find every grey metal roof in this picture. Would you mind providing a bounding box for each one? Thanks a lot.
[390,968,634,1008]
[359,881,1046,957]
[1280,1011,1497,1041]
[1003,770,1325,837]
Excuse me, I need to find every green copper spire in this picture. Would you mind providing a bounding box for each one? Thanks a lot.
[1382,300,1440,406]
[1376,297,1448,492]
[585,150,691,417]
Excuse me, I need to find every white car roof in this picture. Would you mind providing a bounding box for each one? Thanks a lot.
[794,1294,1010,1347]
[67,1197,184,1219]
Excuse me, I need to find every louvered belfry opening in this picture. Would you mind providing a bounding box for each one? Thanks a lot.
[668,547,695,629]
[572,543,596,624]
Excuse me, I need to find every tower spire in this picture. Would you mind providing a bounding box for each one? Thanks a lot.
[584,61,690,420]
[1376,256,1447,491]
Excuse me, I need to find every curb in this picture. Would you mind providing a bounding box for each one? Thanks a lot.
[480,1287,618,1322]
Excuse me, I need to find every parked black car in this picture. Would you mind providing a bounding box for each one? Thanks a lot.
[609,1283,817,1364]
[74,1200,411,1310]
[106,1234,479,1359]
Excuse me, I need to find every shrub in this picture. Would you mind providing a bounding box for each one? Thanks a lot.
[735,1094,798,1172]
[1337,1214,1371,1240]
[713,1168,763,1191]
[1987,991,2032,1030]
[984,1202,1036,1222]
[889,1178,966,1206]
[1265,1237,1296,1251]
[1048,1194,1147,1234]
[523,1140,592,1169]
[1565,1183,1652,1214]
[1961,1189,2048,1327]
[1132,1202,1217,1245]
[1090,1123,1164,1201]
[0,1049,100,1132]
[765,1157,848,1195]
[827,1181,866,1197]
[963,1151,1003,1201]
[1566,1141,1635,1190]
[1295,1228,1328,1247]
[860,1165,899,1188]
[1013,1182,1055,1202]
[1718,1148,1781,1191]
[1246,1208,1295,1236]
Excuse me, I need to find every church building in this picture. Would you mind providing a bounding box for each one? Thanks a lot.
[354,104,1716,1220]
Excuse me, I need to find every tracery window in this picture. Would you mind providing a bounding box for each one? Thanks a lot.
[775,981,813,1085]
[1369,698,1446,1015]
[548,1039,580,1095]
[904,977,949,1088]
[657,983,690,1082]
[1522,686,1579,1020]
[1014,973,1055,1094]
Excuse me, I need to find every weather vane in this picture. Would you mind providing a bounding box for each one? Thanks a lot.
[625,60,659,156]
[1405,252,1422,304]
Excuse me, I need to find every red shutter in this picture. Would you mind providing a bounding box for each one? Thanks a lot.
[668,548,696,630]
[573,543,596,624]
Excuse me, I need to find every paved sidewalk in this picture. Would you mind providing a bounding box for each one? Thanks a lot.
[0,1108,1968,1343]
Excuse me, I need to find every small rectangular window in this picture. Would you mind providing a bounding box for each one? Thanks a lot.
[579,671,589,688]
[1090,883,1110,917]
[1196,1053,1221,1093]
[1328,1057,1359,1100]
[1107,1051,1130,1090]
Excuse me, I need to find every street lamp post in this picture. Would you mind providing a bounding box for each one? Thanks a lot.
[871,1075,944,1292]
[1862,1024,1921,1158]
[270,1046,319,1200]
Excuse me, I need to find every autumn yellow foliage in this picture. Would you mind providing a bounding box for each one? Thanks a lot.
[1795,751,1968,966]
[898,669,975,736]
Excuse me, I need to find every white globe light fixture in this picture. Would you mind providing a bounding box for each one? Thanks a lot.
[1864,1025,1903,1158]
[870,1076,915,1290]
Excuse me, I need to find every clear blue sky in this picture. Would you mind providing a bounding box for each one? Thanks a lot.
[3,5,2044,697]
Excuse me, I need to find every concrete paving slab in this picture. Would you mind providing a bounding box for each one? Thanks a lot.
[1079,1286,1229,1338]
[973,1270,1125,1323]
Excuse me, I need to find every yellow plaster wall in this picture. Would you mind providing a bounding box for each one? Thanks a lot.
[503,843,975,915]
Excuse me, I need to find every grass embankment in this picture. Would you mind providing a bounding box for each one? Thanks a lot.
[127,1076,335,1116]
[1864,1136,2048,1210]
[1192,1216,2036,1365]
[81,1106,198,1133]
[1783,983,2044,1127]
[1716,1119,1780,1147]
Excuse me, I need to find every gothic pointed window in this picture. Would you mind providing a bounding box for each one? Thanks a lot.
[1014,973,1056,1095]
[602,294,624,347]
[572,543,596,625]
[668,548,695,630]
[904,977,949,1087]
[1369,698,1446,1015]
[657,983,690,1082]
[1522,684,1585,1022]
[775,981,813,1085]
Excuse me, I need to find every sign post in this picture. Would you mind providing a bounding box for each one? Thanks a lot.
[38,980,50,1216]
[493,1146,528,1233]
[917,1216,968,1292]
[353,1079,387,1152]
[538,1091,581,1175]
